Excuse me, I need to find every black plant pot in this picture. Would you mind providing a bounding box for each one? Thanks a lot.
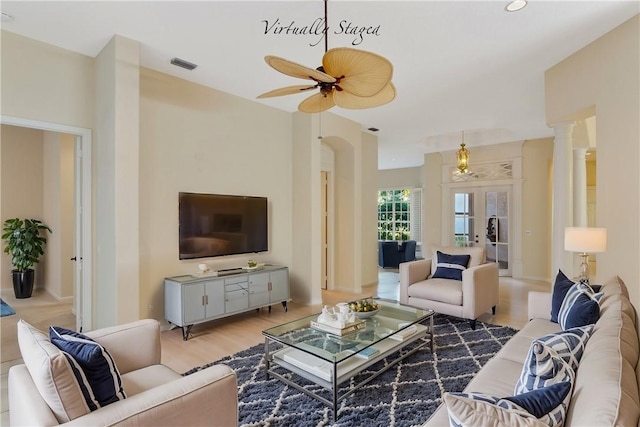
[12,269,35,299]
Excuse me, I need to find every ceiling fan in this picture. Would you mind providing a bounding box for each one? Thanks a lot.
[257,1,395,113]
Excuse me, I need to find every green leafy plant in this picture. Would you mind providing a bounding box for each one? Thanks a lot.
[2,218,52,272]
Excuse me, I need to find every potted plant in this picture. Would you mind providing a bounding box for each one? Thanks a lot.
[2,218,52,298]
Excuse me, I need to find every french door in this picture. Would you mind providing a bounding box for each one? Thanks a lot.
[452,186,511,276]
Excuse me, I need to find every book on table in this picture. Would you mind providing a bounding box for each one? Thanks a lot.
[388,324,418,341]
[310,319,366,336]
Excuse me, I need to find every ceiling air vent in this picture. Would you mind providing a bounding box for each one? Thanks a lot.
[171,57,197,71]
[368,127,380,132]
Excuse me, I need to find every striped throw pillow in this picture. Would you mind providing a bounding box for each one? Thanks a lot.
[532,325,593,372]
[431,251,471,281]
[557,283,603,330]
[515,341,575,395]
[49,326,126,409]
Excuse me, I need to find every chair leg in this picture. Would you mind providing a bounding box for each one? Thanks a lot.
[468,319,476,330]
[492,306,496,315]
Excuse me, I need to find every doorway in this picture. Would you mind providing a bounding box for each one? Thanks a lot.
[1,115,92,331]
[452,186,512,276]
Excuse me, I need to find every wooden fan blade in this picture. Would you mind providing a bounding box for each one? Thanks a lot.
[257,85,318,99]
[298,92,336,113]
[333,82,396,110]
[323,48,393,97]
[264,56,335,83]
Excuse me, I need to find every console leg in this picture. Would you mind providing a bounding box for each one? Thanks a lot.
[268,305,272,313]
[492,305,496,315]
[468,319,476,330]
[282,301,288,312]
[182,325,193,341]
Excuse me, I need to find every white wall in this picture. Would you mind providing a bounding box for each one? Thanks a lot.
[545,15,640,306]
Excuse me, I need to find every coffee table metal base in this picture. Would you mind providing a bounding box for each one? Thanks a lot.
[264,317,433,420]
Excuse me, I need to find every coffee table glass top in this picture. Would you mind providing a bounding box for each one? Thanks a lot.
[263,298,434,363]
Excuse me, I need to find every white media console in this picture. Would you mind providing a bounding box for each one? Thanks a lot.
[164,265,289,340]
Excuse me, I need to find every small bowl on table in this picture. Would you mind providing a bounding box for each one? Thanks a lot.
[349,299,381,318]
[353,309,380,319]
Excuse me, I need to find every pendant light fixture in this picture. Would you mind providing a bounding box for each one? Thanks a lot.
[456,131,470,174]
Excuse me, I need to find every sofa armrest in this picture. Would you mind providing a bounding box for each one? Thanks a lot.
[86,319,161,374]
[9,364,60,426]
[528,291,552,321]
[461,262,499,319]
[399,259,432,304]
[63,364,238,427]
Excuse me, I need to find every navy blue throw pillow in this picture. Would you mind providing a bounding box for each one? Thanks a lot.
[49,326,126,409]
[432,251,471,281]
[506,381,572,419]
[551,270,575,323]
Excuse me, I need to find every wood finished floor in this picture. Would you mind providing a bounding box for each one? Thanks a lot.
[0,272,549,423]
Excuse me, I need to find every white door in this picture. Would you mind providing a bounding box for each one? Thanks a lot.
[452,186,511,276]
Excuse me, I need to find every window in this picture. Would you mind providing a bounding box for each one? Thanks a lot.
[378,189,411,241]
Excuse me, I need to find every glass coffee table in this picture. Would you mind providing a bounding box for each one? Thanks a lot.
[262,299,435,419]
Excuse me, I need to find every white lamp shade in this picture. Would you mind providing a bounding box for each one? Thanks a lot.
[564,227,607,253]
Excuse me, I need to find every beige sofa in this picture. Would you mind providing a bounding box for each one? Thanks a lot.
[400,246,499,329]
[9,319,238,426]
[424,276,640,426]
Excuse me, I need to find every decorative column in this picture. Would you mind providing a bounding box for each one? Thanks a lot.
[551,122,574,280]
[572,148,588,227]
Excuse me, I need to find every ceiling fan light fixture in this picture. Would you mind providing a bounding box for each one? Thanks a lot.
[505,0,527,12]
[258,0,394,113]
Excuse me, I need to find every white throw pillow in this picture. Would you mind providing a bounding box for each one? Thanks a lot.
[16,320,90,423]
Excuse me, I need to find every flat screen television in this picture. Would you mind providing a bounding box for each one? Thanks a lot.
[178,192,268,260]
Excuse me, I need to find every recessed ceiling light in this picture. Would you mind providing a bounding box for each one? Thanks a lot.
[1,12,14,22]
[505,0,527,12]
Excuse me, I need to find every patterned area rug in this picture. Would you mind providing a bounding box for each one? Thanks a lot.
[0,298,16,317]
[183,315,518,427]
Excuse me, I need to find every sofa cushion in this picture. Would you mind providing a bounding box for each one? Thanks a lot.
[550,270,574,323]
[566,277,640,426]
[16,320,90,423]
[120,365,181,396]
[557,283,602,330]
[445,381,571,427]
[49,326,126,408]
[432,251,471,281]
[407,278,463,306]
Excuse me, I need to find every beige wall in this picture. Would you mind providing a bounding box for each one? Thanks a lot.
[0,125,45,289]
[521,138,554,280]
[0,31,94,128]
[361,132,379,288]
[43,131,75,300]
[423,153,443,256]
[378,166,423,189]
[545,14,640,306]
[95,35,141,327]
[139,68,294,318]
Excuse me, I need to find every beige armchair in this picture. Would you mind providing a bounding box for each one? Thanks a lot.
[9,319,238,426]
[399,246,499,329]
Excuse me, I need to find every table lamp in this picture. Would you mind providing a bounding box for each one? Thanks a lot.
[564,227,607,285]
